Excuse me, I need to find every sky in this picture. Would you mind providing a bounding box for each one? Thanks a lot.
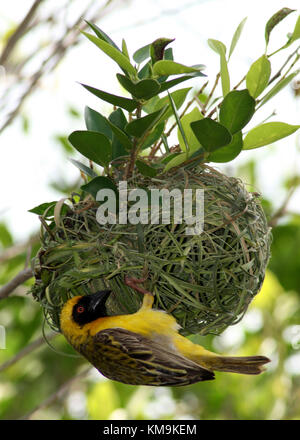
[0,0,300,241]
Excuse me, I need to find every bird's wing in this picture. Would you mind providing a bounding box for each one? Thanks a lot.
[91,328,215,386]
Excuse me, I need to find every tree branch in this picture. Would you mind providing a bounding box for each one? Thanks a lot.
[0,0,122,133]
[268,45,300,86]
[269,186,298,228]
[0,333,57,373]
[0,233,39,264]
[0,267,33,300]
[21,367,91,420]
[0,0,45,66]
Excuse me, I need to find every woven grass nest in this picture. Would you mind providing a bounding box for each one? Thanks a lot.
[31,165,271,336]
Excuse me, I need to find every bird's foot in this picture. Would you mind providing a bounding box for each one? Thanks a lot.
[124,275,152,295]
[124,275,154,310]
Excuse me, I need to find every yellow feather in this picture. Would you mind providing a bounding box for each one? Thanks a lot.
[60,293,270,385]
[60,295,180,345]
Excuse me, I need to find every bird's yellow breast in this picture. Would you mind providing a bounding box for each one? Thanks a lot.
[60,296,180,348]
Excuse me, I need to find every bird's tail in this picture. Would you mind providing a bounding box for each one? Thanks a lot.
[200,355,270,375]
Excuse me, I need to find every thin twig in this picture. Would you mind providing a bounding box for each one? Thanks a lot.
[206,103,218,119]
[0,0,119,133]
[269,186,298,228]
[0,0,45,65]
[202,72,220,114]
[233,74,246,90]
[206,73,248,119]
[0,333,57,373]
[21,367,91,420]
[207,45,300,119]
[268,45,300,86]
[0,267,33,299]
[0,234,39,264]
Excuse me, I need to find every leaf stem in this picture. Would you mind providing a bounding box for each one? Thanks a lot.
[202,73,220,114]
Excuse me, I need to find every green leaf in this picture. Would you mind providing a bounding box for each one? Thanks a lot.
[133,44,150,63]
[28,202,69,217]
[288,15,300,46]
[82,32,136,76]
[29,202,56,216]
[134,79,161,99]
[265,8,295,46]
[125,106,168,138]
[208,38,226,54]
[160,152,180,164]
[136,160,158,177]
[122,38,130,59]
[81,176,118,200]
[164,152,188,172]
[116,74,136,94]
[142,95,160,114]
[69,158,98,178]
[107,119,133,150]
[85,21,120,51]
[83,108,130,161]
[164,47,174,61]
[168,92,189,154]
[138,61,151,80]
[246,55,271,98]
[208,131,243,163]
[117,74,161,99]
[109,107,127,128]
[177,107,203,153]
[268,14,300,53]
[159,72,206,93]
[150,87,191,119]
[161,133,169,152]
[81,83,138,112]
[190,118,232,152]
[153,60,204,77]
[109,109,129,160]
[243,122,300,149]
[219,89,255,134]
[183,147,206,170]
[140,122,164,149]
[84,106,112,139]
[150,38,175,63]
[68,131,112,167]
[208,39,230,96]
[228,17,247,60]
[258,70,300,107]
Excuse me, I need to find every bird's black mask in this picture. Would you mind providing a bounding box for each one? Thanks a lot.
[72,290,111,326]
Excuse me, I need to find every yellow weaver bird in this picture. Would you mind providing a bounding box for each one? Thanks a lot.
[60,279,270,386]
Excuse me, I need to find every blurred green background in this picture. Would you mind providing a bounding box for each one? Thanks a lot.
[1,0,300,420]
[2,162,300,420]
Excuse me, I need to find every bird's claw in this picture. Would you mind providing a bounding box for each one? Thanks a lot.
[124,275,154,297]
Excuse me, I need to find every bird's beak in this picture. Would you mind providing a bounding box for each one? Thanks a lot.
[89,290,111,312]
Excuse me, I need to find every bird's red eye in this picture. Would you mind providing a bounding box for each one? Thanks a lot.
[77,305,85,313]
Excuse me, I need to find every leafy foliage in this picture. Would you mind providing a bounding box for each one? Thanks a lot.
[2,7,300,421]
[62,13,300,191]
